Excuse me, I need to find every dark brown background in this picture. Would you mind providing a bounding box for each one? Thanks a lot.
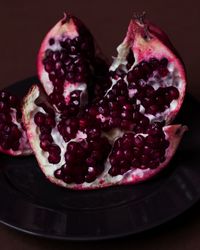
[0,0,200,249]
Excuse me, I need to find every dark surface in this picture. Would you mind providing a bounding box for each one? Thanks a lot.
[0,78,200,243]
[0,0,200,249]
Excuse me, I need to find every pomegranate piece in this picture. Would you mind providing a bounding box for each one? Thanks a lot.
[107,14,186,125]
[0,90,32,156]
[22,85,186,189]
[22,13,187,189]
[23,85,112,187]
[38,12,110,113]
[79,14,187,134]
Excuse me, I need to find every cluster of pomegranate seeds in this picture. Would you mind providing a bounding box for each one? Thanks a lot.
[109,123,169,176]
[0,91,23,151]
[34,107,61,164]
[86,97,137,132]
[83,55,180,134]
[127,57,180,114]
[58,90,82,117]
[57,117,80,142]
[44,45,89,110]
[55,137,111,184]
[42,26,96,112]
[127,57,166,83]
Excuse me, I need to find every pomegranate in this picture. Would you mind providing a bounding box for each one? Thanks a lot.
[37,12,110,113]
[0,90,32,156]
[23,85,186,189]
[22,13,187,189]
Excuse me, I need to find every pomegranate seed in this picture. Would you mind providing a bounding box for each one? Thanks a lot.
[67,141,78,152]
[0,102,7,112]
[48,144,61,155]
[0,91,8,101]
[133,135,144,148]
[140,61,152,79]
[88,127,101,138]
[124,149,132,160]
[140,154,149,165]
[0,113,7,122]
[145,85,155,97]
[48,153,61,164]
[65,152,78,165]
[149,57,159,70]
[74,175,85,184]
[115,150,124,160]
[49,38,55,45]
[149,161,159,169]
[158,66,168,77]
[40,126,51,134]
[45,115,56,128]
[39,133,53,142]
[86,157,96,167]
[54,168,63,179]
[160,58,168,67]
[132,65,143,79]
[8,95,18,108]
[11,125,21,139]
[109,167,119,176]
[147,104,159,115]
[40,140,51,151]
[127,71,136,83]
[168,87,179,100]
[85,170,97,183]
[131,159,140,168]
[63,176,74,184]
[34,112,46,126]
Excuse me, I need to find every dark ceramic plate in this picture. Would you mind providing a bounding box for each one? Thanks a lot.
[0,77,199,241]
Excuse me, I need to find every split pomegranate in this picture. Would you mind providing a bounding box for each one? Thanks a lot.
[37,12,110,113]
[23,85,186,189]
[0,90,32,156]
[22,13,187,189]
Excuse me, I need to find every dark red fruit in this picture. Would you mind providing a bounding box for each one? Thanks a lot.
[23,13,187,189]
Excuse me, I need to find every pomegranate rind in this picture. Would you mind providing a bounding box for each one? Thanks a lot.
[22,85,187,190]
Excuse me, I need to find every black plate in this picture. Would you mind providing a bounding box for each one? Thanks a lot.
[0,77,200,241]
